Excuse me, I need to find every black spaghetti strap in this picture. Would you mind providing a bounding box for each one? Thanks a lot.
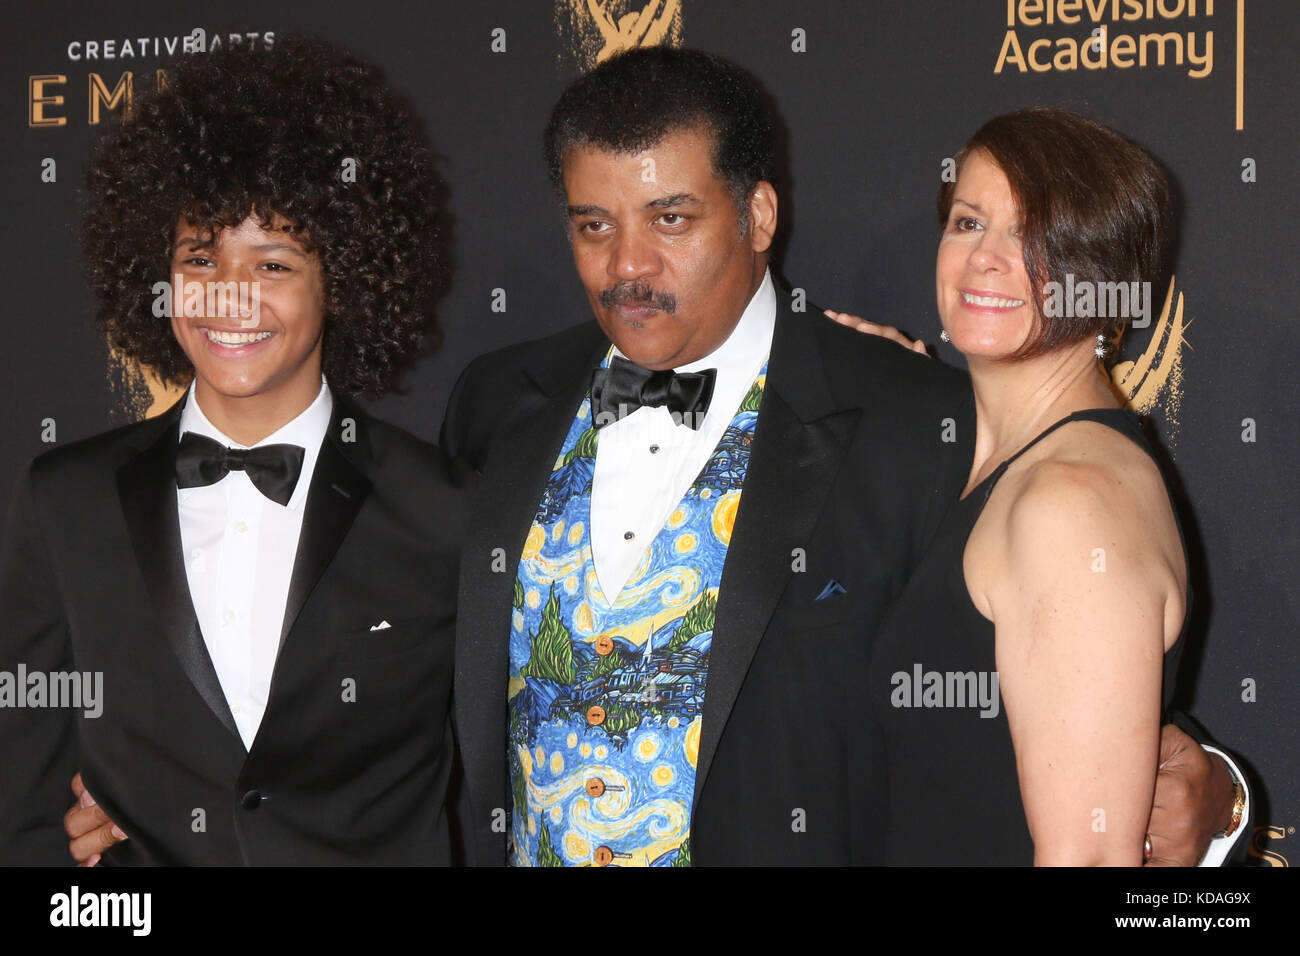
[1000,411,1100,469]
[977,408,1137,501]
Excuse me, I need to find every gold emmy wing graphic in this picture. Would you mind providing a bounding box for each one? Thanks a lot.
[1110,276,1189,445]
[555,0,683,69]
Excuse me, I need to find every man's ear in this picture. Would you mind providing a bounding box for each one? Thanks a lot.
[747,181,778,254]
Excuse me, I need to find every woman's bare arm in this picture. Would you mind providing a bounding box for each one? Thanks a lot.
[981,451,1184,865]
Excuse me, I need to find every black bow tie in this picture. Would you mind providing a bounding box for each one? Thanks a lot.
[590,356,717,430]
[174,432,305,506]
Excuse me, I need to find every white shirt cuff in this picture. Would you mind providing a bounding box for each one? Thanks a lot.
[1198,744,1250,867]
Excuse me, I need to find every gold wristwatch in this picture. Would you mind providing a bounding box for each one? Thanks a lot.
[1218,779,1246,839]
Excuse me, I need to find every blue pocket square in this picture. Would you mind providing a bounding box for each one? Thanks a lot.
[814,579,848,601]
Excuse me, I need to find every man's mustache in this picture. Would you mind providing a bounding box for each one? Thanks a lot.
[599,281,677,314]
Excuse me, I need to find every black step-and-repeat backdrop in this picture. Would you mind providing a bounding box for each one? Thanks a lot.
[2,0,1294,865]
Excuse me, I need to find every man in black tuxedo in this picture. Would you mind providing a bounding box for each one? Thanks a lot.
[0,37,465,865]
[443,46,1247,866]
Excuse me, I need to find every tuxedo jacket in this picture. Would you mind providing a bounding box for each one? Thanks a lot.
[0,392,467,865]
[441,290,977,865]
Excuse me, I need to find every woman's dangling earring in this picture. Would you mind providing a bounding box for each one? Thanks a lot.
[1094,333,1108,359]
[940,329,951,344]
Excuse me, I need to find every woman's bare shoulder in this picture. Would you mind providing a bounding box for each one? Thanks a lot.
[965,419,1187,626]
[1001,420,1177,538]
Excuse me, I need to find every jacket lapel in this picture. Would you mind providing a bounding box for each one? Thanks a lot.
[117,391,374,744]
[117,398,241,740]
[692,294,862,813]
[278,394,372,648]
[456,327,609,864]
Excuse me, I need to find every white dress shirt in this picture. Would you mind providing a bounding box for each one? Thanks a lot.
[177,380,333,749]
[590,270,776,602]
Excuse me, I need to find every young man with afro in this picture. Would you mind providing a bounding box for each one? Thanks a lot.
[0,34,468,865]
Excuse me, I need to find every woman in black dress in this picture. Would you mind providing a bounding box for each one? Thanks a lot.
[867,108,1188,864]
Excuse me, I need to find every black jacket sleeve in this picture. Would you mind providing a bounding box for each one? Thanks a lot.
[0,462,77,865]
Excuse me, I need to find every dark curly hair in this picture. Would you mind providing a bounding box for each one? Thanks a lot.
[82,33,444,398]
[544,46,774,231]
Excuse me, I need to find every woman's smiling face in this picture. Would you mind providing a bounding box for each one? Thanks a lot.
[936,150,1037,360]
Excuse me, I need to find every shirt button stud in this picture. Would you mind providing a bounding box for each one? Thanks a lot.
[649,444,660,454]
[234,520,248,534]
[623,531,634,541]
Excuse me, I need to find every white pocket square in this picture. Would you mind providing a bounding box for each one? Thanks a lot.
[369,620,392,631]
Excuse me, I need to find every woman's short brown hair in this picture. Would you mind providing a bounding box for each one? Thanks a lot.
[937,107,1173,358]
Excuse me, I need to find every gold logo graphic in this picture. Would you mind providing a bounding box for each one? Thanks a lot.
[554,0,683,70]
[1110,276,1189,445]
[28,30,275,130]
[1247,825,1292,867]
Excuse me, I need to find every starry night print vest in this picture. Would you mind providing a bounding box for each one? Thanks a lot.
[507,358,766,866]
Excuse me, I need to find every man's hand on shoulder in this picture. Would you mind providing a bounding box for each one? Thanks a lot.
[823,309,929,355]
[64,772,127,866]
